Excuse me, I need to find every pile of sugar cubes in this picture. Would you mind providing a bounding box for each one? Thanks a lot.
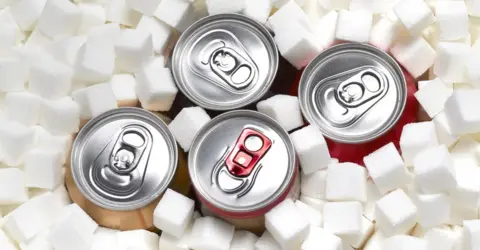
[1,0,480,249]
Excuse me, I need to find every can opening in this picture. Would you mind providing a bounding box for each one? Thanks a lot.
[122,131,145,148]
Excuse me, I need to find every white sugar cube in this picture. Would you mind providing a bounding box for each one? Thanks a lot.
[74,40,115,83]
[451,165,480,209]
[435,1,469,41]
[37,0,82,39]
[40,97,80,135]
[158,230,190,250]
[24,148,62,190]
[47,35,87,66]
[363,142,410,194]
[451,137,480,170]
[83,83,118,118]
[382,235,427,250]
[323,202,363,241]
[0,121,35,166]
[0,6,26,43]
[91,227,119,250]
[268,0,312,34]
[318,0,350,10]
[335,10,372,43]
[255,231,282,250]
[414,77,453,118]
[135,63,177,111]
[301,226,342,250]
[467,39,480,88]
[391,36,436,78]
[25,28,52,48]
[363,230,386,250]
[325,163,367,202]
[206,0,247,15]
[295,200,322,227]
[154,189,194,238]
[434,42,470,83]
[449,204,479,226]
[424,227,457,250]
[136,16,172,55]
[116,230,159,250]
[256,95,303,132]
[53,185,72,207]
[374,189,417,236]
[243,0,272,24]
[363,179,383,222]
[29,57,73,99]
[10,0,47,32]
[76,3,106,35]
[349,0,394,13]
[433,111,459,148]
[4,91,42,126]
[34,126,71,164]
[290,125,331,174]
[399,122,439,166]
[302,0,327,24]
[464,220,480,250]
[126,0,161,16]
[110,74,138,107]
[369,17,400,52]
[412,193,450,228]
[189,217,235,250]
[413,144,456,193]
[105,0,142,27]
[3,192,63,242]
[468,0,480,16]
[0,57,29,91]
[313,10,338,48]
[444,90,480,135]
[0,24,16,51]
[265,199,310,250]
[301,169,327,199]
[394,0,434,36]
[71,88,90,119]
[0,168,28,205]
[87,23,121,47]
[230,230,258,250]
[0,229,16,250]
[274,22,322,70]
[300,196,327,212]
[348,216,374,248]
[154,0,195,32]
[168,107,211,152]
[115,29,153,73]
[19,229,54,250]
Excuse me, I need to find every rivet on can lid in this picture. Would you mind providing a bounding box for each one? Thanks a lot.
[70,107,178,211]
[298,43,407,144]
[172,14,279,111]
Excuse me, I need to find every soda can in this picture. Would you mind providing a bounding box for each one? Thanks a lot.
[298,43,407,144]
[171,14,279,111]
[188,110,300,234]
[66,107,190,231]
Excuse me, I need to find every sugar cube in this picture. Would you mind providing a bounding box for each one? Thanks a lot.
[399,122,439,166]
[115,28,153,73]
[0,121,35,166]
[125,0,161,16]
[154,0,195,32]
[374,189,417,236]
[40,97,80,135]
[10,0,47,32]
[363,142,411,194]
[243,0,272,24]
[205,0,247,15]
[83,83,118,118]
[335,10,372,43]
[189,217,235,250]
[451,165,480,209]
[394,0,435,36]
[318,0,350,10]
[295,200,322,227]
[325,163,367,203]
[300,196,327,212]
[323,201,363,241]
[87,23,121,47]
[158,230,191,250]
[412,193,450,228]
[230,230,258,250]
[105,0,142,27]
[302,0,327,23]
[467,0,480,17]
[424,227,457,250]
[110,74,138,107]
[301,169,327,199]
[47,35,87,66]
[449,204,479,225]
[300,226,342,250]
[255,231,282,250]
[0,23,16,51]
[0,57,29,91]
[290,125,331,174]
[135,63,178,111]
[35,126,71,164]
[91,227,119,250]
[391,36,436,78]
[444,90,480,135]
[363,230,386,250]
[136,15,172,55]
[74,40,115,83]
[0,168,28,205]
[347,216,374,248]
[363,179,383,222]
[29,57,73,99]
[349,0,394,13]
[433,111,459,148]
[414,77,453,118]
[37,0,82,39]
[4,91,42,126]
[168,107,211,152]
[256,95,303,132]
[0,228,19,250]
[464,220,480,250]
[268,0,312,33]
[24,148,62,190]
[116,230,159,250]
[433,42,470,83]
[0,6,26,43]
[435,1,469,41]
[369,17,400,52]
[382,235,427,250]
[154,189,195,238]
[76,3,106,35]
[25,28,52,48]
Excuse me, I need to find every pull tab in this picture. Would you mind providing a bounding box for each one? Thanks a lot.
[209,47,256,90]
[210,128,272,198]
[89,125,153,200]
[335,68,387,108]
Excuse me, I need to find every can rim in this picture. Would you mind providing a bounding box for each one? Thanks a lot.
[70,107,178,211]
[172,13,279,111]
[298,42,407,144]
[188,110,297,213]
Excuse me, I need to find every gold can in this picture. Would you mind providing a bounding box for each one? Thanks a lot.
[65,107,190,231]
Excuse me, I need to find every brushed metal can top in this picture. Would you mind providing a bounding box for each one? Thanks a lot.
[172,14,279,111]
[188,110,297,214]
[70,107,178,211]
[298,43,407,144]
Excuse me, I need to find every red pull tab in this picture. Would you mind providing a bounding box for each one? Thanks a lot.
[225,128,272,177]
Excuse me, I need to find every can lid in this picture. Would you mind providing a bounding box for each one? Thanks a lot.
[172,14,279,111]
[298,43,407,144]
[70,108,178,211]
[189,110,297,214]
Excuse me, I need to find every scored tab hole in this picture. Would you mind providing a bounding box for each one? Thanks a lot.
[362,72,381,92]
[122,131,145,147]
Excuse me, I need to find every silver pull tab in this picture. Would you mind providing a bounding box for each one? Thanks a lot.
[335,68,387,108]
[89,125,153,200]
[209,47,255,90]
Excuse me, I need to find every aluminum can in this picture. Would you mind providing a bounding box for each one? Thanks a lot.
[66,107,190,231]
[188,110,299,234]
[171,14,279,111]
[298,43,407,144]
